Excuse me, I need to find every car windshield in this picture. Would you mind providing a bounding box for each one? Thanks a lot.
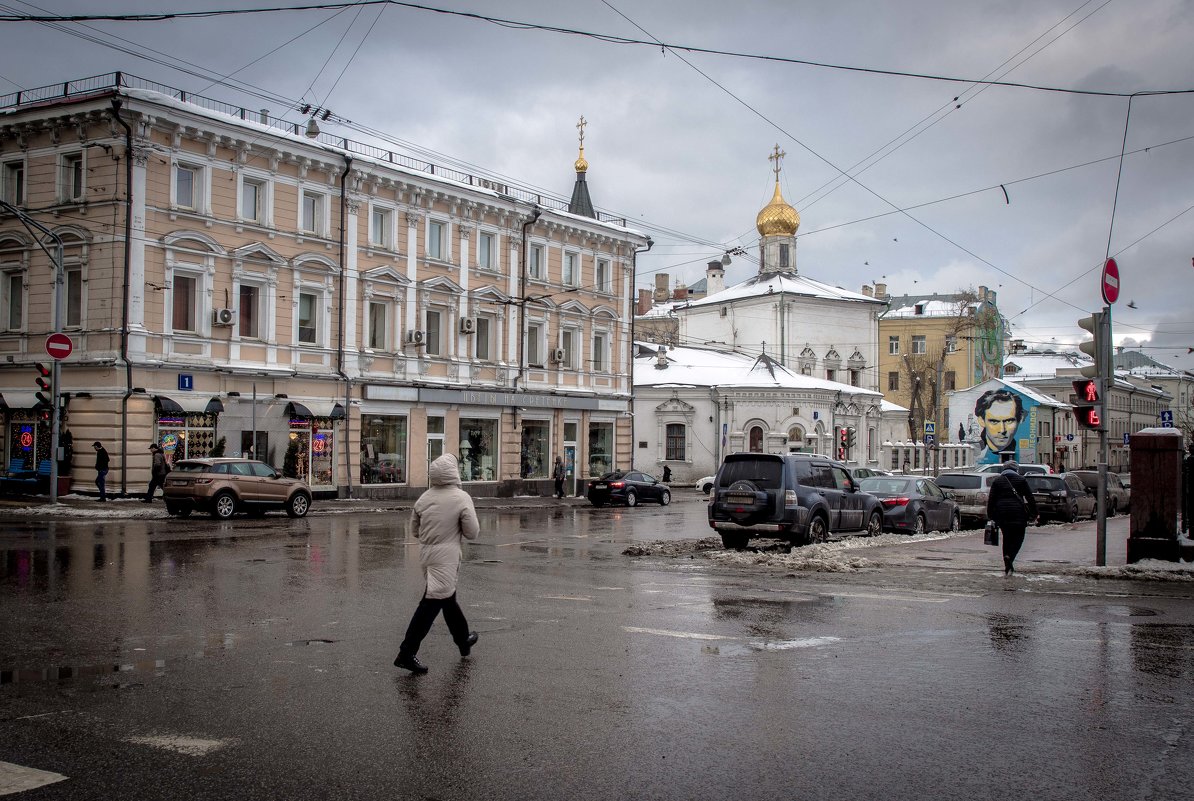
[860,477,914,495]
[1026,476,1064,491]
[1071,472,1099,489]
[599,472,626,481]
[172,462,208,474]
[718,458,783,489]
[936,474,981,489]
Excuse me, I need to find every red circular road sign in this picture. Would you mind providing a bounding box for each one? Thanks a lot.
[45,332,74,360]
[1102,258,1120,305]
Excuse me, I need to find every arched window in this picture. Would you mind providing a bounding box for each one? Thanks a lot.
[749,426,763,452]
[788,425,806,452]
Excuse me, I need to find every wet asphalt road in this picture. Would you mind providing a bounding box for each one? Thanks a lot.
[3,497,1194,800]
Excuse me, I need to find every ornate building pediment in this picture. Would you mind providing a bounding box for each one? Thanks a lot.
[655,397,696,415]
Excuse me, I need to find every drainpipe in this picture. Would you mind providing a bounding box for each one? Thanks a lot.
[111,98,134,496]
[337,156,353,497]
[627,236,653,470]
[513,206,541,393]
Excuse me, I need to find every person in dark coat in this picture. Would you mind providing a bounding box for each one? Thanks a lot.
[551,456,567,499]
[145,444,168,502]
[662,464,672,483]
[986,460,1038,575]
[92,441,110,502]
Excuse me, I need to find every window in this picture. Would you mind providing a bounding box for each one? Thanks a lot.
[527,322,542,365]
[665,423,686,461]
[2,161,24,205]
[912,335,926,354]
[241,177,266,223]
[779,244,790,269]
[367,301,388,350]
[428,220,445,260]
[850,370,860,387]
[172,274,197,333]
[426,309,442,356]
[3,272,22,330]
[588,421,613,477]
[459,418,497,481]
[239,284,260,338]
[65,267,82,328]
[749,426,763,452]
[475,316,492,361]
[528,244,544,279]
[563,251,578,286]
[478,232,495,270]
[174,163,199,210]
[595,259,610,293]
[371,206,392,248]
[826,368,836,382]
[946,335,957,353]
[592,332,607,371]
[298,292,318,344]
[360,415,408,486]
[520,420,550,478]
[888,371,899,391]
[561,329,575,368]
[888,335,900,355]
[945,371,956,392]
[301,190,324,235]
[61,153,84,202]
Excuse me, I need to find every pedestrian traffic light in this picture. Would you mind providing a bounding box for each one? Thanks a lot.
[837,427,850,461]
[846,427,857,451]
[1071,378,1105,431]
[33,362,51,410]
[1077,312,1107,379]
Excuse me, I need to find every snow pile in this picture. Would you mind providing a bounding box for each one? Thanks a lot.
[623,537,723,557]
[706,545,873,573]
[1070,559,1194,583]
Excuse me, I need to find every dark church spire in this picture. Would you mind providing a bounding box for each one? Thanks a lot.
[567,115,596,219]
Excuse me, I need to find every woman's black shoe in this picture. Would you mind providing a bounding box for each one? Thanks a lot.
[394,653,428,673]
[459,632,479,657]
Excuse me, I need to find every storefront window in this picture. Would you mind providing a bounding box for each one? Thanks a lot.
[458,418,497,481]
[360,415,408,484]
[157,412,216,465]
[520,419,549,479]
[6,414,47,469]
[283,416,336,487]
[588,421,613,477]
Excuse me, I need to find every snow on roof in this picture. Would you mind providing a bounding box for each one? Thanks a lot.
[972,376,1069,408]
[682,270,884,309]
[636,301,683,319]
[634,343,880,395]
[881,399,909,413]
[1003,349,1090,379]
[882,298,981,318]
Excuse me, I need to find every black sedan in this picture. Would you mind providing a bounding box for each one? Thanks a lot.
[858,476,961,535]
[1026,473,1095,522]
[587,470,671,507]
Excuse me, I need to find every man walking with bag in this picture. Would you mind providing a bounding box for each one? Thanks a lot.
[986,461,1038,575]
[92,441,110,502]
[394,453,480,674]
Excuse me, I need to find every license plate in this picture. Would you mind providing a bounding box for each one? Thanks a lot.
[725,493,755,503]
[594,483,606,489]
[168,478,189,486]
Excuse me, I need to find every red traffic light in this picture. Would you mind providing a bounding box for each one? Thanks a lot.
[1075,407,1102,429]
[1071,379,1099,403]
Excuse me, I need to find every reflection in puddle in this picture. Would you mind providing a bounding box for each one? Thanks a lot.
[0,658,166,686]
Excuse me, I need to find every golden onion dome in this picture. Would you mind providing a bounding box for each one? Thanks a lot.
[756,182,800,236]
[574,145,588,174]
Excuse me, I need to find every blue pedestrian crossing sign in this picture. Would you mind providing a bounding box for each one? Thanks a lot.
[923,422,935,435]
[1161,410,1174,428]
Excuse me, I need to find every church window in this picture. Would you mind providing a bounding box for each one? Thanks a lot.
[665,424,686,461]
[748,426,763,452]
[779,244,789,269]
[826,368,836,382]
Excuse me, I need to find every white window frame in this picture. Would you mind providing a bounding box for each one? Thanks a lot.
[300,188,328,237]
[595,258,610,293]
[526,321,544,366]
[561,328,576,368]
[528,243,544,280]
[370,204,394,250]
[563,250,579,287]
[168,268,206,335]
[427,219,447,261]
[912,335,927,355]
[236,280,265,340]
[477,231,496,271]
[946,335,958,354]
[60,152,85,203]
[2,269,24,331]
[367,300,390,351]
[888,335,900,355]
[296,289,324,347]
[665,422,686,461]
[475,315,493,361]
[425,308,445,356]
[238,173,270,225]
[592,331,608,372]
[172,160,206,212]
[1,159,25,206]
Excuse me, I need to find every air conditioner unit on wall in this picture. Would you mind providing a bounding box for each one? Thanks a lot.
[550,347,566,364]
[213,308,234,326]
[459,317,476,334]
[405,329,425,345]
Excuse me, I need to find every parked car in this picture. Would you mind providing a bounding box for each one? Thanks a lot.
[163,458,313,519]
[1119,473,1131,492]
[587,470,671,507]
[1026,473,1095,522]
[707,452,883,550]
[858,476,961,535]
[934,471,1000,527]
[976,462,1053,475]
[696,475,715,495]
[1068,470,1130,515]
[848,466,889,482]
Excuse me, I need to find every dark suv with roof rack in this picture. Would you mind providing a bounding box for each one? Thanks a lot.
[707,452,883,549]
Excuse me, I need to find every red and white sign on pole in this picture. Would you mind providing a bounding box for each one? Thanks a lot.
[1101,258,1120,305]
[45,332,73,360]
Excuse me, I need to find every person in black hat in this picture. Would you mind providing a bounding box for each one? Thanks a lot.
[92,441,109,502]
[145,444,168,502]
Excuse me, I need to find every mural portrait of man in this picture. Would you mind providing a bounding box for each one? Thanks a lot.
[974,388,1025,463]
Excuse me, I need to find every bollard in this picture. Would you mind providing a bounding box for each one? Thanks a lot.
[1127,428,1184,563]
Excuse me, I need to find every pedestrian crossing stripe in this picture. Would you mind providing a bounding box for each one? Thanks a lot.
[0,761,68,795]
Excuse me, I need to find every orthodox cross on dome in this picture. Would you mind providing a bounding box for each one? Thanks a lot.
[576,115,587,147]
[768,144,786,181]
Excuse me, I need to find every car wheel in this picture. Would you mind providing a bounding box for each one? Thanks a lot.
[625,491,638,508]
[865,511,883,536]
[1066,504,1077,523]
[951,512,961,533]
[720,532,748,550]
[805,514,829,545]
[211,491,237,520]
[659,489,671,506]
[701,482,713,495]
[913,514,926,536]
[286,492,311,519]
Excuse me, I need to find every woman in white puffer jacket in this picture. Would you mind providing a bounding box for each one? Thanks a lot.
[394,453,480,673]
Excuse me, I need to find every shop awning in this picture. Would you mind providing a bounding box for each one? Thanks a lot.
[0,390,41,410]
[286,400,345,419]
[154,395,225,415]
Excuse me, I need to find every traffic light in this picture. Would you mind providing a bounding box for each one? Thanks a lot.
[33,362,51,411]
[846,427,857,451]
[1071,378,1105,431]
[1077,312,1107,379]
[837,427,847,461]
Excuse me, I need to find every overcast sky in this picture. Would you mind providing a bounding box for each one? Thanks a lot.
[2,0,1191,368]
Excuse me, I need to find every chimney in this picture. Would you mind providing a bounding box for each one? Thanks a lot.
[706,260,725,295]
[655,345,669,370]
[861,285,873,297]
[637,288,652,316]
[672,282,688,300]
[259,109,270,125]
[653,273,670,303]
[874,282,887,300]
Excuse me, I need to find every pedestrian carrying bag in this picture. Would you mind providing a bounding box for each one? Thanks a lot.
[983,520,1000,546]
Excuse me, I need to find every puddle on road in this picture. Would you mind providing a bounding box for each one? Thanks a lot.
[1083,603,1158,617]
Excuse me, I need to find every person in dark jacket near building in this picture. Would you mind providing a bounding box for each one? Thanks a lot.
[92,441,110,502]
[145,444,168,502]
[986,460,1038,575]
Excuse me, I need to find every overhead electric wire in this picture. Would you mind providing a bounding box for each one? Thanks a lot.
[3,0,1192,97]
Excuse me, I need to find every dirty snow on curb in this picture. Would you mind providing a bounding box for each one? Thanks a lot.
[1070,560,1194,582]
[624,529,973,573]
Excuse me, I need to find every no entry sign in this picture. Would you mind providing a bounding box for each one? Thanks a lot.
[1102,258,1120,305]
[45,332,73,360]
